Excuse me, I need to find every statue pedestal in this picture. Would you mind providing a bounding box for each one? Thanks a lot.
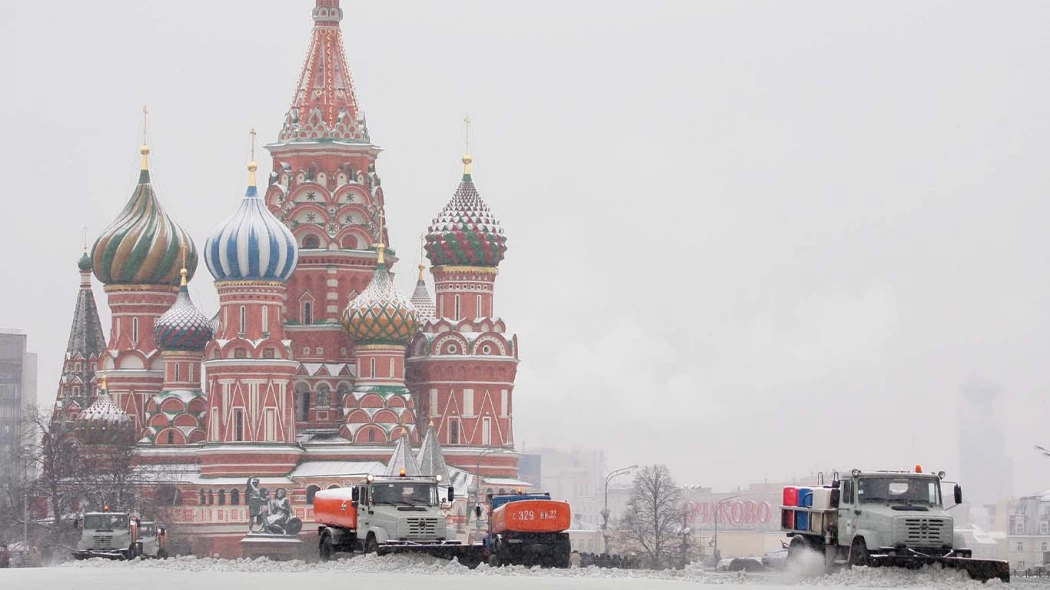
[240,534,305,561]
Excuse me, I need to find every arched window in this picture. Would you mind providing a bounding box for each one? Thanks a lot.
[369,358,376,378]
[389,358,395,378]
[166,430,174,445]
[477,294,483,318]
[454,295,461,320]
[262,306,269,335]
[235,410,244,441]
[341,235,357,249]
[367,429,375,443]
[302,301,313,325]
[303,234,321,249]
[208,490,214,505]
[174,363,180,382]
[231,489,240,505]
[306,485,321,503]
[316,384,330,407]
[449,418,460,445]
[199,490,206,505]
[239,306,246,335]
[132,317,139,343]
[218,490,226,505]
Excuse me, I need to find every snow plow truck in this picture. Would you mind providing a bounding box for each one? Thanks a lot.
[482,491,572,568]
[314,473,466,561]
[781,467,1009,583]
[73,510,169,560]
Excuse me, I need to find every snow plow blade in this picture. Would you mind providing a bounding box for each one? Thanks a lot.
[871,555,1009,583]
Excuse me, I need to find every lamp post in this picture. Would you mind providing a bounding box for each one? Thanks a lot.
[471,447,500,532]
[712,494,743,561]
[601,464,637,555]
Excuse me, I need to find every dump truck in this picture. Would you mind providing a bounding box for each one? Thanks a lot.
[483,492,572,567]
[781,467,1009,583]
[315,473,465,561]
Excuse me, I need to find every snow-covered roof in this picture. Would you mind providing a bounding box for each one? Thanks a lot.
[482,477,534,488]
[288,461,385,478]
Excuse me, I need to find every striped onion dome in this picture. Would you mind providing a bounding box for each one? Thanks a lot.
[91,145,198,286]
[342,245,420,346]
[155,269,214,351]
[424,154,507,268]
[75,380,134,445]
[204,163,298,282]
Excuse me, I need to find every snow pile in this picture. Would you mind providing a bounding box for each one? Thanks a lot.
[61,553,1007,588]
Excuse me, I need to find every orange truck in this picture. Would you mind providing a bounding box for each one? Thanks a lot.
[484,492,572,567]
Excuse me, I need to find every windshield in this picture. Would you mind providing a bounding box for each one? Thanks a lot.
[140,524,156,536]
[857,477,941,505]
[370,482,437,506]
[83,514,129,530]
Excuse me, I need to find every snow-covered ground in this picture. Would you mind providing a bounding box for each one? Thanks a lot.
[0,554,1038,589]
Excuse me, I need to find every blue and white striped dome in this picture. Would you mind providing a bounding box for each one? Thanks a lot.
[204,169,298,283]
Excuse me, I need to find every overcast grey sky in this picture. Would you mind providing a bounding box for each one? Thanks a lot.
[2,0,1049,494]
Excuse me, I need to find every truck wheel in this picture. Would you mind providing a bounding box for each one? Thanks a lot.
[787,536,807,563]
[320,534,334,562]
[364,534,378,555]
[849,538,869,567]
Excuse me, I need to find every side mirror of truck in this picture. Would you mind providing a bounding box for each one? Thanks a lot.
[73,518,80,530]
[830,488,840,508]
[351,488,359,502]
[475,505,482,518]
[448,486,455,502]
[954,484,963,505]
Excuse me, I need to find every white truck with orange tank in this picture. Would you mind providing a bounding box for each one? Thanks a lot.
[483,492,572,567]
[314,473,465,561]
[781,467,1009,583]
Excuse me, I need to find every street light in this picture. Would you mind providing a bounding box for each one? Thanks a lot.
[601,464,638,555]
[470,447,501,531]
[712,494,743,561]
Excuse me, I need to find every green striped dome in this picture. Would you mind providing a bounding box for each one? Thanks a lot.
[92,167,197,286]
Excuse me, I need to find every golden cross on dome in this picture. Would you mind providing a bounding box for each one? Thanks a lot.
[249,127,257,161]
[140,104,151,170]
[417,234,426,280]
[375,208,386,265]
[142,105,149,144]
[82,226,88,252]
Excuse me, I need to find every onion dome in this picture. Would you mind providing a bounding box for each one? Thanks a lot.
[92,142,198,286]
[424,154,507,267]
[75,377,134,445]
[78,250,93,272]
[204,160,299,282]
[155,268,214,351]
[342,243,419,345]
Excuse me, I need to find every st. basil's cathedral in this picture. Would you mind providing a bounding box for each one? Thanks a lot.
[50,0,525,557]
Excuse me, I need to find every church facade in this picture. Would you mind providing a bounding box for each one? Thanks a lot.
[49,0,526,558]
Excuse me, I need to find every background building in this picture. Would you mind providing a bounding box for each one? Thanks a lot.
[1006,492,1050,573]
[0,330,37,503]
[959,380,1013,527]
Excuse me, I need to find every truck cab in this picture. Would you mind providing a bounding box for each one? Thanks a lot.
[315,472,459,558]
[74,511,136,560]
[836,469,966,560]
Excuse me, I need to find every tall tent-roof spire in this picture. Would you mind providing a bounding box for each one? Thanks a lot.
[278,0,368,143]
[384,427,421,477]
[416,420,450,482]
[68,248,106,357]
[409,234,435,322]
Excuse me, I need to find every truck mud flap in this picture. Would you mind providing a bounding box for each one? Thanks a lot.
[871,555,1009,583]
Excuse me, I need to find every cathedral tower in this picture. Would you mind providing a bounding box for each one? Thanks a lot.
[52,249,107,431]
[265,0,391,436]
[408,152,519,479]
[199,150,301,476]
[90,122,198,434]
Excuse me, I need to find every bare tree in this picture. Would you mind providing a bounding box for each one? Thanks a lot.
[616,464,682,569]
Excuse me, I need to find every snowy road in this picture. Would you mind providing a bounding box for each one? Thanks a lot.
[0,554,1028,589]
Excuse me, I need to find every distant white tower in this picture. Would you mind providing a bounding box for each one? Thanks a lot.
[958,380,1012,512]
